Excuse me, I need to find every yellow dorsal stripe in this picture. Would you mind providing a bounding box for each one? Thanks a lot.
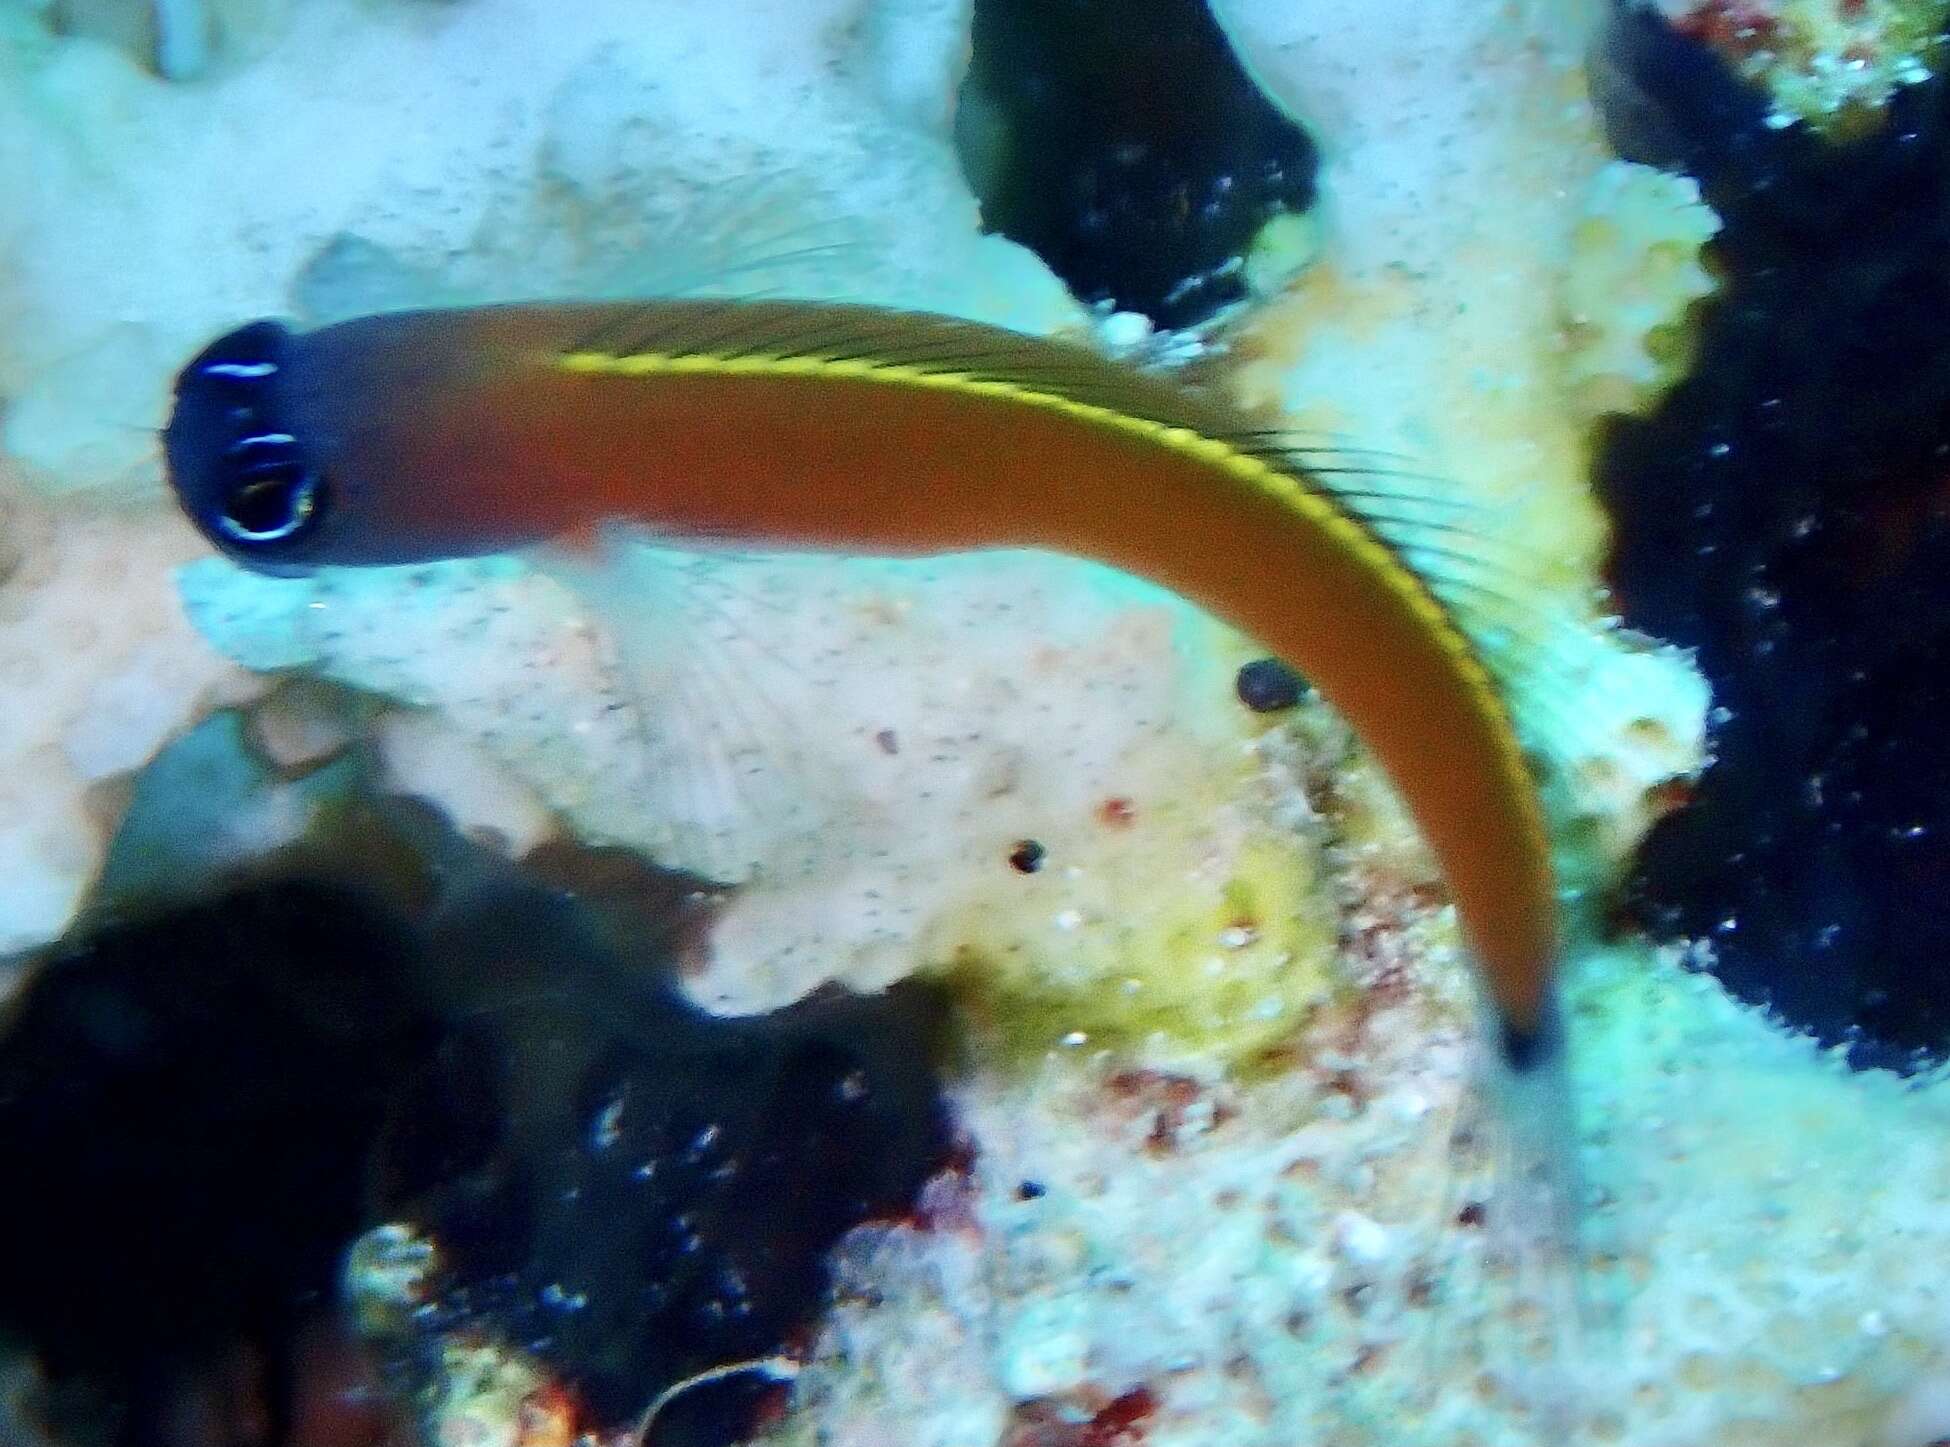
[555,344,1547,856]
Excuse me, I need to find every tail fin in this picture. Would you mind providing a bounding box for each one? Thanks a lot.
[1412,984,1603,1439]
[1479,985,1605,1436]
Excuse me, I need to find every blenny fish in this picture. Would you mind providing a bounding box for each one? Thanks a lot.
[164,300,1563,1037]
[161,301,1587,1391]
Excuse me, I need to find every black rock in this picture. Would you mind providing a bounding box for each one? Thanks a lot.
[1590,9,1950,1069]
[0,723,955,1445]
[368,864,955,1442]
[0,878,430,1445]
[957,0,1318,328]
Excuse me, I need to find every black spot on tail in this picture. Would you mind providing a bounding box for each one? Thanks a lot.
[1498,1006,1564,1076]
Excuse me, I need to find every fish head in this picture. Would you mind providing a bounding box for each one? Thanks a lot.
[164,318,331,576]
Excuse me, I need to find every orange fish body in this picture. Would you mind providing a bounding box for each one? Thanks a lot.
[163,299,1561,1047]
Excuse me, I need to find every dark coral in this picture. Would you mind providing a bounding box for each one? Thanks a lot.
[372,860,953,1443]
[1592,6,1950,1069]
[0,719,952,1445]
[0,879,427,1447]
[956,0,1317,328]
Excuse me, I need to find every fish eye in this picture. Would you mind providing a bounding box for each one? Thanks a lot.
[218,434,326,544]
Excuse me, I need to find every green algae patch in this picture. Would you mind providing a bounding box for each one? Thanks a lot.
[918,752,1341,1069]
[1682,0,1950,134]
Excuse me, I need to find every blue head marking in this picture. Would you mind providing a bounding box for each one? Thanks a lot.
[162,320,328,575]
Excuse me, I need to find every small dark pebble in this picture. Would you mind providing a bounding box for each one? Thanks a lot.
[1009,839,1047,873]
[1016,1180,1047,1201]
[1235,657,1306,713]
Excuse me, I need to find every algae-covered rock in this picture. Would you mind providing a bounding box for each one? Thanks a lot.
[923,772,1340,1066]
[1658,0,1947,132]
[1560,160,1722,425]
[178,546,1350,1063]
